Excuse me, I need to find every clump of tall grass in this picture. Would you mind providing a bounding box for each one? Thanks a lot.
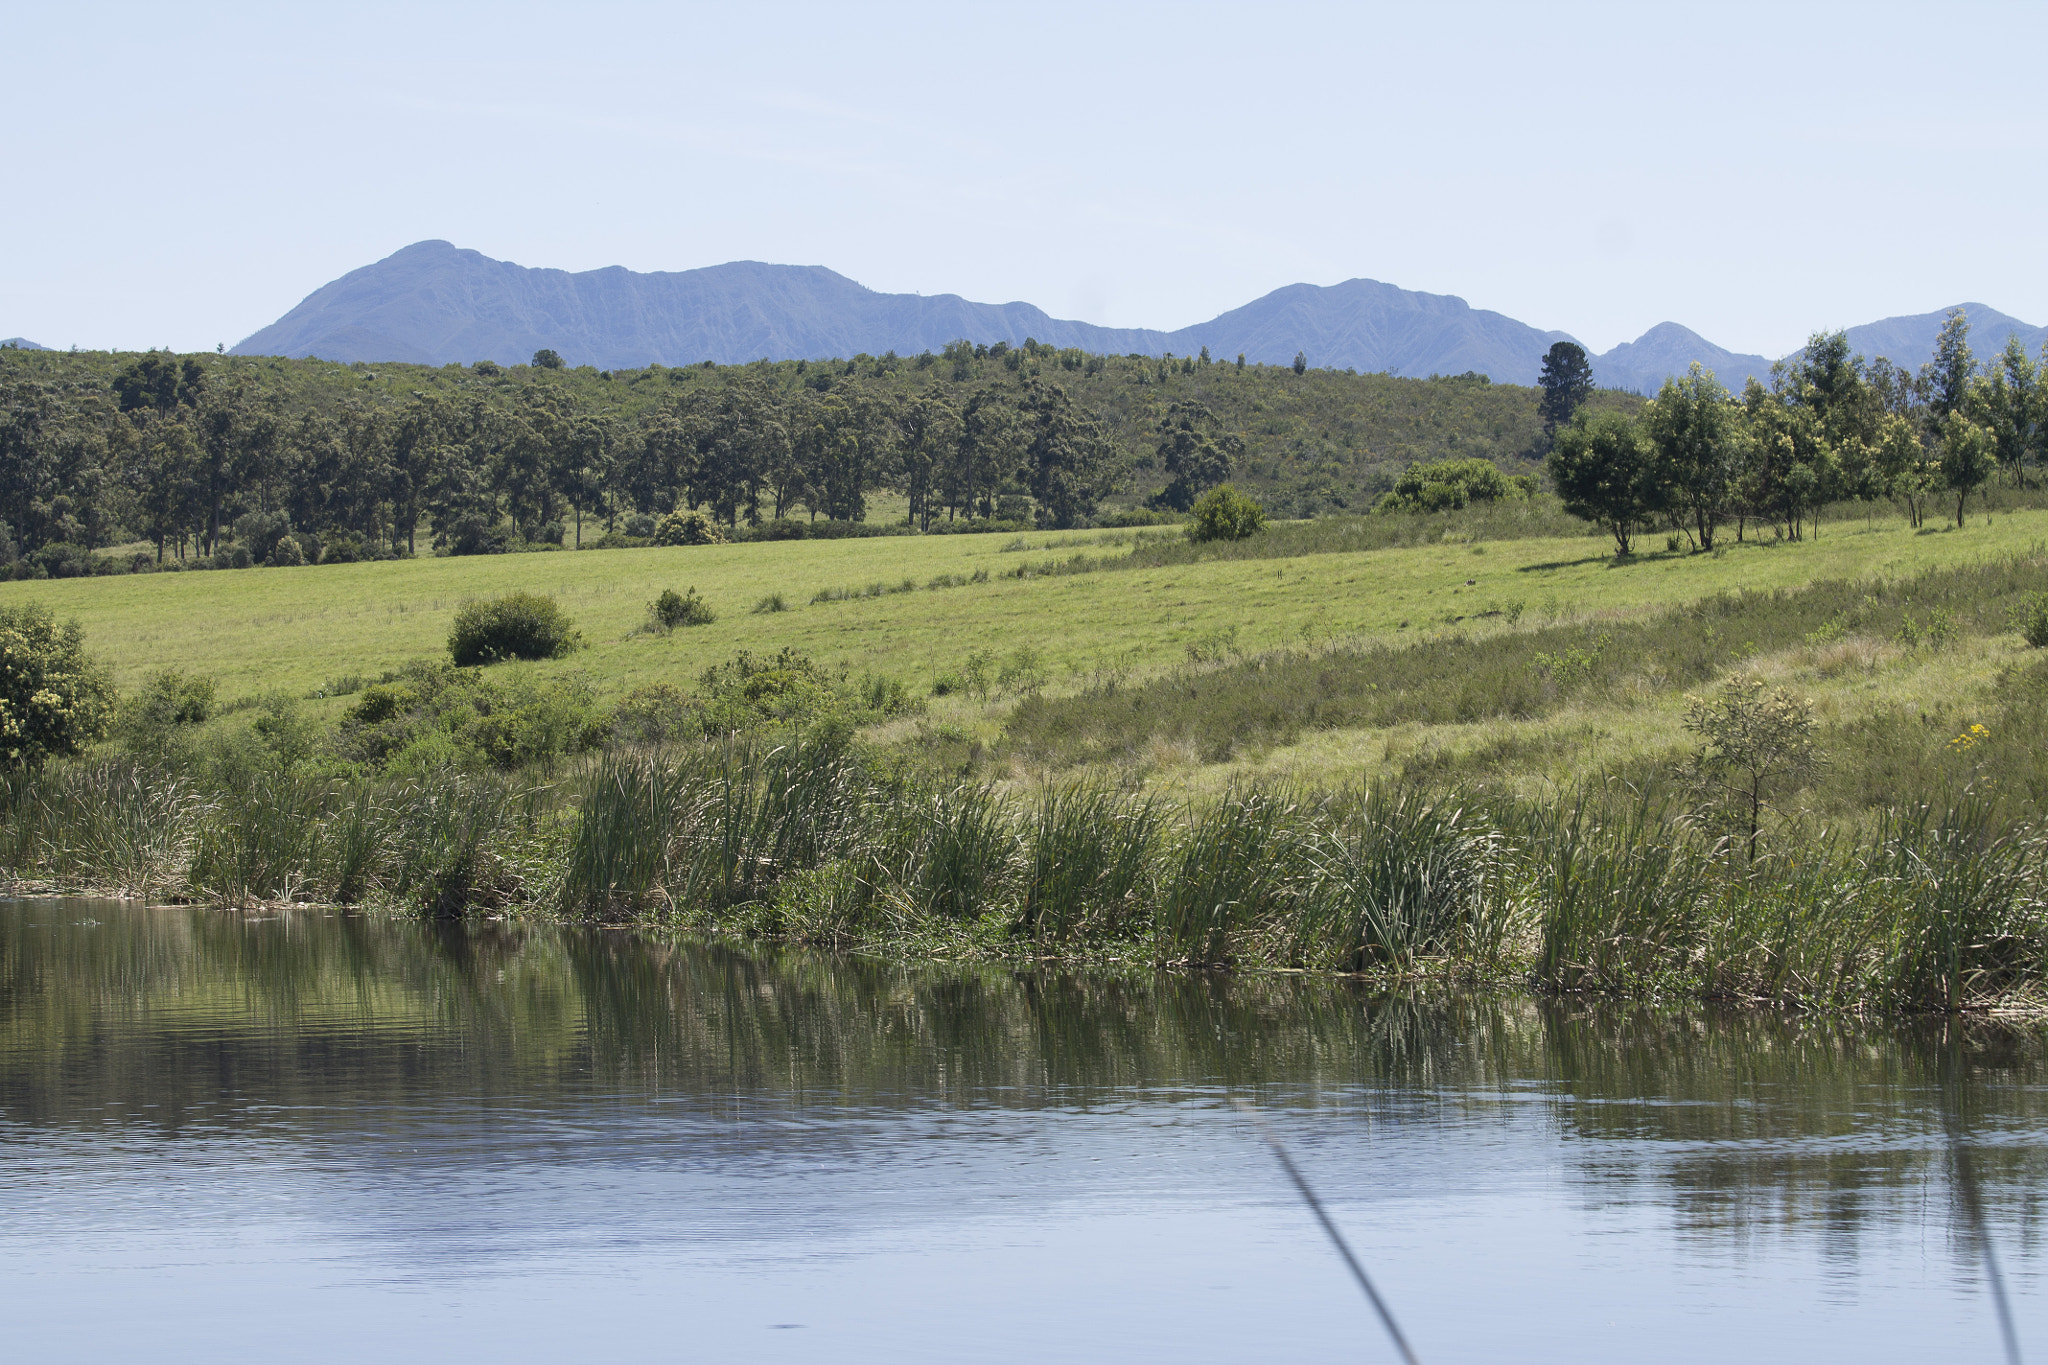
[1289,786,1504,971]
[1021,784,1159,943]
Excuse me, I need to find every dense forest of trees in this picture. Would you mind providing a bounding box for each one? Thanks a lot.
[1541,312,2048,556]
[0,337,1626,571]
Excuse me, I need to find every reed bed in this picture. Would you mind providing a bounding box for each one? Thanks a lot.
[1,742,2041,1011]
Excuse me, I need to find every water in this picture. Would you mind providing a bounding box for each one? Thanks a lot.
[2,898,2042,1364]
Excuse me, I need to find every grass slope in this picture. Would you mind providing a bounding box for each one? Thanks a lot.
[7,509,2042,709]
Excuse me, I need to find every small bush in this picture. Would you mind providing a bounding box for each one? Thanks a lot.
[2012,591,2048,648]
[753,592,790,614]
[654,509,725,546]
[1187,485,1267,542]
[0,602,116,768]
[266,535,306,568]
[650,587,716,630]
[448,592,581,666]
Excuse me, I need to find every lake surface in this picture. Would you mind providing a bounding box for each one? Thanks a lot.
[2,898,2043,1364]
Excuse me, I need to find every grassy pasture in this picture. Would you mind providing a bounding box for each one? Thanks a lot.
[6,509,2046,723]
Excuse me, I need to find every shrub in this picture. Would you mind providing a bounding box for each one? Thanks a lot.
[320,530,365,564]
[1373,457,1528,514]
[654,509,725,546]
[613,682,696,745]
[0,602,116,768]
[337,660,605,772]
[650,587,716,630]
[443,514,511,556]
[752,592,790,614]
[448,592,581,665]
[234,510,292,563]
[1187,484,1267,542]
[266,535,306,567]
[2012,591,2048,648]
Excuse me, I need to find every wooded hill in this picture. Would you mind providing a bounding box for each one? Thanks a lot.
[0,339,1642,568]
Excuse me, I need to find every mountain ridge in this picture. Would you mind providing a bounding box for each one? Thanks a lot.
[232,241,2047,394]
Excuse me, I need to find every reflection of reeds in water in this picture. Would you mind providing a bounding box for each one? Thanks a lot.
[1,743,2044,1010]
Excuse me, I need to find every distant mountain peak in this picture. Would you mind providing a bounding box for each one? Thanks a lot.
[1,337,50,350]
[228,242,2045,394]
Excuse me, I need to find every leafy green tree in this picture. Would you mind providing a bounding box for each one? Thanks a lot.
[124,415,200,563]
[1870,413,1936,527]
[1978,336,2039,486]
[112,351,205,418]
[1547,411,1663,556]
[0,601,115,768]
[1291,351,1307,376]
[1019,380,1114,529]
[1642,364,1739,550]
[1922,308,1974,426]
[895,388,959,530]
[1538,341,1594,436]
[532,349,565,370]
[1939,412,1993,526]
[386,394,442,555]
[1739,378,1839,541]
[1148,401,1241,511]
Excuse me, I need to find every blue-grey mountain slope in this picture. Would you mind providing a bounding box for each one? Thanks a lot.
[232,241,2044,396]
[1158,279,1575,384]
[231,241,1577,380]
[233,242,1163,369]
[1842,305,2048,368]
[1,338,49,350]
[1593,323,1771,395]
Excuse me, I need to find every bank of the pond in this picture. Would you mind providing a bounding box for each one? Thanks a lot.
[3,742,2042,1015]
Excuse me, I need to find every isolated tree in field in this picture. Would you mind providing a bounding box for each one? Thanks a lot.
[1642,363,1739,550]
[1547,411,1664,556]
[1679,675,1823,861]
[1940,412,1993,526]
[1538,341,1594,436]
[0,602,115,769]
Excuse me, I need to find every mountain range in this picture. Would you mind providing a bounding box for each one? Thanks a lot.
[221,239,2047,394]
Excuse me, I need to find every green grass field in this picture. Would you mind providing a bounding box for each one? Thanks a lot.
[12,509,2044,708]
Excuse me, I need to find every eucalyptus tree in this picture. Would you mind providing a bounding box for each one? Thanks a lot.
[894,387,960,530]
[1149,400,1241,512]
[1978,337,2039,486]
[1922,308,1974,428]
[1019,379,1115,529]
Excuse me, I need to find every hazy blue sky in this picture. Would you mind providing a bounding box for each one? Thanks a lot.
[5,1,2043,359]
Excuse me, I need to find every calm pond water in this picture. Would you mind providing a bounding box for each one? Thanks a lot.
[2,898,2043,1364]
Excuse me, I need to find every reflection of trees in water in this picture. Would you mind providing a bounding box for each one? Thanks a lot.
[4,899,2043,1254]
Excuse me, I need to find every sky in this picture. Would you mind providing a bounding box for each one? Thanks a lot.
[4,0,2045,360]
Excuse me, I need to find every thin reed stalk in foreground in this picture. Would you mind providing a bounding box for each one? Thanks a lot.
[1232,1098,1421,1365]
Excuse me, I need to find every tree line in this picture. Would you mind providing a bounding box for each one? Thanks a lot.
[1538,312,2048,555]
[0,340,1152,568]
[0,336,1633,570]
